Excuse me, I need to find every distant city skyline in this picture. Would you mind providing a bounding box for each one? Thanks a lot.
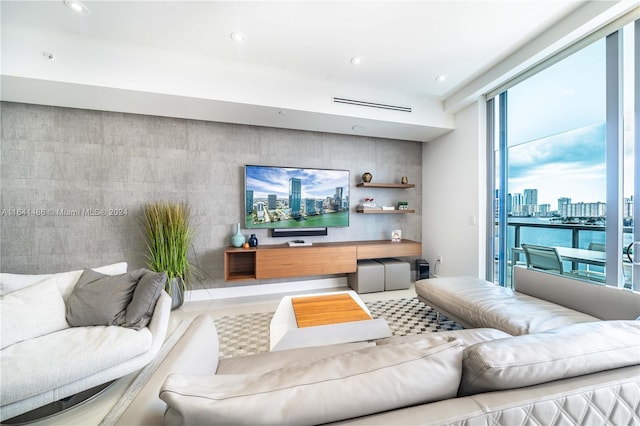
[507,187,634,219]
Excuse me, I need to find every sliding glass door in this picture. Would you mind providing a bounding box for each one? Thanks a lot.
[624,21,639,290]
[489,19,638,290]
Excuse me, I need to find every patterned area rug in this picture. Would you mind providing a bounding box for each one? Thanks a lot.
[215,297,462,359]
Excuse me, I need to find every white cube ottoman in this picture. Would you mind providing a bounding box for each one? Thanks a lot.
[348,260,384,293]
[376,258,410,290]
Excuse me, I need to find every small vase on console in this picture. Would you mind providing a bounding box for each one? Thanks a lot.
[248,234,258,247]
[231,223,245,248]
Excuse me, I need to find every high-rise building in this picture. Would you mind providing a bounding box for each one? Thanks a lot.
[305,198,315,215]
[558,197,571,213]
[538,204,551,216]
[567,202,606,217]
[512,193,524,215]
[334,187,343,211]
[624,196,634,219]
[333,186,343,211]
[268,194,277,210]
[289,178,302,217]
[246,190,254,213]
[524,189,538,206]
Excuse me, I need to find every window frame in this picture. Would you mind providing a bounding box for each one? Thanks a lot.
[487,19,638,289]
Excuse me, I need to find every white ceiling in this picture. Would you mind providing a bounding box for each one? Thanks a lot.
[0,1,633,141]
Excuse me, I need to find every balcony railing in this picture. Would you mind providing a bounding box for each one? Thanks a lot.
[495,219,634,288]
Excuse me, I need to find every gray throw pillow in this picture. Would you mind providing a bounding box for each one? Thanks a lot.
[124,269,167,330]
[66,269,143,327]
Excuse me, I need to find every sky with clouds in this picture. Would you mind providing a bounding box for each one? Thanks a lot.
[508,123,607,207]
[246,165,349,200]
[504,33,635,209]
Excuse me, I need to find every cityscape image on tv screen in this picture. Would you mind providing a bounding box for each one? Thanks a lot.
[245,165,350,229]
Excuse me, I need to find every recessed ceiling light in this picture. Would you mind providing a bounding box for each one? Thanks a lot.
[352,125,366,131]
[63,0,89,13]
[230,32,246,42]
[42,52,54,61]
[435,75,447,83]
[350,57,362,65]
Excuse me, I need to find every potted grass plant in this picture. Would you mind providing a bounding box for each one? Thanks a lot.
[142,201,193,310]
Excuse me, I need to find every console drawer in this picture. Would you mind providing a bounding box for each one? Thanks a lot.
[356,240,421,259]
[256,246,357,279]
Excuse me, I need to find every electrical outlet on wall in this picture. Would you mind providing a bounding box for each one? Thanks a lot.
[436,255,443,264]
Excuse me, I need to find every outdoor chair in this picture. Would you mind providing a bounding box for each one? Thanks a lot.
[521,244,564,274]
[585,242,607,284]
[521,243,607,284]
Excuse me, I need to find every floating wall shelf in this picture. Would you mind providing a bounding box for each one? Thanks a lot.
[356,209,416,214]
[356,183,415,188]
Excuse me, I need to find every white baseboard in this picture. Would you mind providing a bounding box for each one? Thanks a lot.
[185,277,348,302]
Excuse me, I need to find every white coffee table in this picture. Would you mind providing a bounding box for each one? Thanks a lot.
[269,290,392,351]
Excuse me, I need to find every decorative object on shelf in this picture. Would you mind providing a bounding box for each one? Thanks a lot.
[288,240,312,247]
[381,206,395,210]
[142,201,193,310]
[391,229,402,242]
[397,201,409,210]
[361,172,373,183]
[360,197,380,210]
[231,223,245,248]
[248,234,259,247]
[243,242,250,249]
[401,176,408,184]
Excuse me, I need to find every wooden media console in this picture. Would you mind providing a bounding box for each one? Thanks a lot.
[224,239,421,281]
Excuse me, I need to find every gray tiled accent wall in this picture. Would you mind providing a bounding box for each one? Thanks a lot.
[0,102,422,288]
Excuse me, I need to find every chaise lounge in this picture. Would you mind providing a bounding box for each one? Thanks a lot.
[415,265,640,334]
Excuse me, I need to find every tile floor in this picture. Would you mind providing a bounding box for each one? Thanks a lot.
[21,283,417,425]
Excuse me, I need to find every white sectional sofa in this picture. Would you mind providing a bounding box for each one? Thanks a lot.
[0,262,171,421]
[110,266,640,425]
[154,318,640,425]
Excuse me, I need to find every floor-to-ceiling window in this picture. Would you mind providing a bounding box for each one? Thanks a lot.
[488,19,638,290]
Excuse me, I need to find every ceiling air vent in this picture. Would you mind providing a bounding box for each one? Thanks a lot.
[332,97,412,113]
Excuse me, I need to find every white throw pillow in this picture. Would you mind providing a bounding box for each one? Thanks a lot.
[459,320,640,396]
[0,273,53,296]
[0,263,128,349]
[160,338,463,425]
[91,262,128,275]
[0,262,128,299]
[1,276,69,349]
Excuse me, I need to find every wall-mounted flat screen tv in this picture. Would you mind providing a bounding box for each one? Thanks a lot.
[245,165,350,229]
